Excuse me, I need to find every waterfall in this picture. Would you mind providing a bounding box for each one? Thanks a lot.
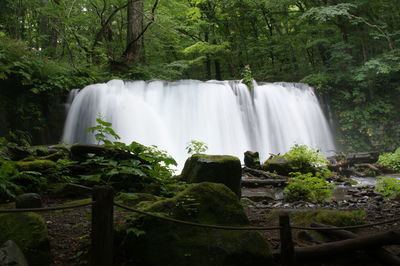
[62,79,336,168]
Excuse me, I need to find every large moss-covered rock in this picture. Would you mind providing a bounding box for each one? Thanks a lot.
[181,154,242,197]
[0,213,51,266]
[116,182,272,266]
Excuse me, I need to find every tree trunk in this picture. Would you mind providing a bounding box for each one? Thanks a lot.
[125,0,144,64]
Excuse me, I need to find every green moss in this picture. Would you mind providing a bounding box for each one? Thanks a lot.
[267,209,366,227]
[16,160,56,172]
[0,212,51,266]
[116,182,272,266]
[115,192,162,207]
[62,198,92,206]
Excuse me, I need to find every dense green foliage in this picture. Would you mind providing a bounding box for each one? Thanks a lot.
[375,176,400,199]
[377,147,400,171]
[0,0,399,150]
[283,172,333,202]
[82,118,178,195]
[283,144,330,175]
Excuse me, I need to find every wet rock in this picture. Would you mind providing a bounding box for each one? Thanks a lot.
[15,193,42,209]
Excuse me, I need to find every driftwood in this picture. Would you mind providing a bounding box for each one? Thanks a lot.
[243,167,287,179]
[356,163,380,172]
[311,223,400,266]
[294,229,400,261]
[241,179,287,188]
[346,152,379,164]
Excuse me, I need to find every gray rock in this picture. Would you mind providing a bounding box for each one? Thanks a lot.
[0,240,28,266]
[15,193,42,209]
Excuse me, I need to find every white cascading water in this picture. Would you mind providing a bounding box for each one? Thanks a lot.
[62,79,336,169]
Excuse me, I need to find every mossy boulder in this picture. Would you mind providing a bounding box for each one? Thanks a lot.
[0,213,51,266]
[181,154,242,197]
[116,182,272,266]
[15,159,65,183]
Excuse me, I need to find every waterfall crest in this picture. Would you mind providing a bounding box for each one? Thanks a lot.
[62,79,336,167]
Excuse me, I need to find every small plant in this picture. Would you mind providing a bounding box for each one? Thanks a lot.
[241,65,254,90]
[185,140,208,155]
[283,172,333,202]
[375,177,400,199]
[86,114,120,145]
[377,147,400,172]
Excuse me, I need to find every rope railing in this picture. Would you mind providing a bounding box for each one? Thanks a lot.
[0,202,93,213]
[114,202,281,231]
[114,202,400,231]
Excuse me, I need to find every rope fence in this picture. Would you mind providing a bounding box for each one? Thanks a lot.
[0,202,93,213]
[0,185,399,266]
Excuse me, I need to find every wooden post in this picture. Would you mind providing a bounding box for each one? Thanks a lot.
[279,214,295,266]
[91,186,114,266]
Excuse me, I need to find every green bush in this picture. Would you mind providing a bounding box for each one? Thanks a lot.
[283,172,333,202]
[375,177,400,199]
[378,148,400,172]
[284,144,330,176]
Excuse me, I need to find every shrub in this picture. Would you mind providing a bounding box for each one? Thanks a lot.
[375,177,400,199]
[83,117,178,196]
[283,172,333,202]
[284,144,330,176]
[378,148,400,172]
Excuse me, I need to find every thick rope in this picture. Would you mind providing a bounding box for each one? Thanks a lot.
[0,202,93,213]
[114,202,281,231]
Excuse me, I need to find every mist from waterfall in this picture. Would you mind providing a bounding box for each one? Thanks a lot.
[62,79,336,168]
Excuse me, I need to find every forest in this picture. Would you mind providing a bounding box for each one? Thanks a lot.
[0,0,399,151]
[1,1,400,265]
